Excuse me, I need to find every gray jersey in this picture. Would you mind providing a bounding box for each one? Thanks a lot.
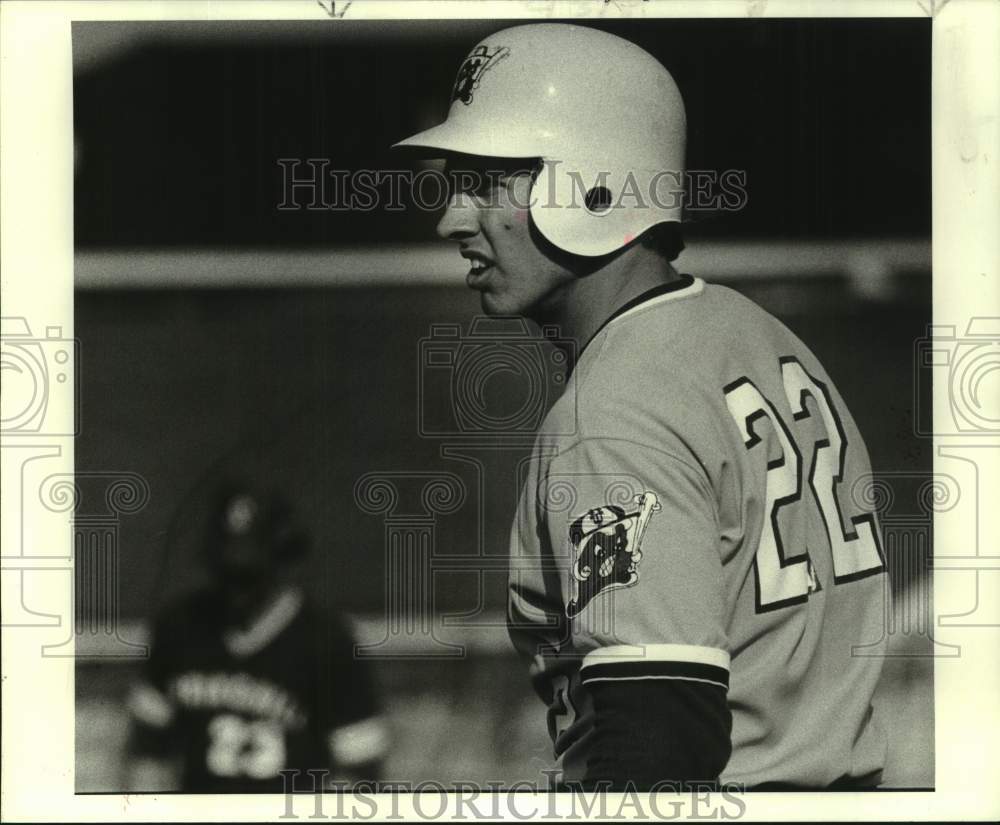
[508,276,889,787]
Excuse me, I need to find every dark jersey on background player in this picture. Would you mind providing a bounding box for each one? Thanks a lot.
[126,486,387,792]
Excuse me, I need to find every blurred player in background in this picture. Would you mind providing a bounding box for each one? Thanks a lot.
[124,481,387,792]
[397,24,889,790]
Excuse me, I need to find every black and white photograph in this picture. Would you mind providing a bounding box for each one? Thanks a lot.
[1,1,998,822]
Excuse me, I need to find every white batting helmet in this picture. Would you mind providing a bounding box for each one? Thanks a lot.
[395,23,687,257]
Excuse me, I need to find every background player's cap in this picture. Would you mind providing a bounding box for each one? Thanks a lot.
[208,483,308,571]
[223,493,260,536]
[394,23,687,257]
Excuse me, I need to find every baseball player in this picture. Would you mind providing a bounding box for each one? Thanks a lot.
[396,24,889,790]
[124,483,388,792]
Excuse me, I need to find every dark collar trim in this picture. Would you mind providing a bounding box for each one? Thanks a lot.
[578,273,695,361]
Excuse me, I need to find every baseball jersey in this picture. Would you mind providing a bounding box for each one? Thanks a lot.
[508,274,889,788]
[127,586,385,792]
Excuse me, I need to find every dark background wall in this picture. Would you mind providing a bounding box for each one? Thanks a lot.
[74,18,930,248]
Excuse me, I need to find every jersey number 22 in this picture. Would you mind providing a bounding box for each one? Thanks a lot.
[724,357,885,612]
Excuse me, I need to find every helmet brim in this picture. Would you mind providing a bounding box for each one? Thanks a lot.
[393,120,542,160]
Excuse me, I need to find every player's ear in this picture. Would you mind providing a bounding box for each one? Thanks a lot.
[639,222,685,261]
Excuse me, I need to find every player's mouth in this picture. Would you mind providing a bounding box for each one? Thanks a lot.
[461,251,494,289]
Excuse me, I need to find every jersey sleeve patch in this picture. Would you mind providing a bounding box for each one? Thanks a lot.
[580,643,730,691]
[567,491,661,618]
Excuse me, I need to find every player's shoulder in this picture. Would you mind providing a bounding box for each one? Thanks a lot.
[582,277,827,394]
[596,277,788,358]
[572,279,751,409]
[542,276,832,457]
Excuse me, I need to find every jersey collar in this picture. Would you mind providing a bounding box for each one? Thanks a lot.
[578,273,702,360]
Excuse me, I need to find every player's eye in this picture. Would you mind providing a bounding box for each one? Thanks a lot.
[446,171,496,199]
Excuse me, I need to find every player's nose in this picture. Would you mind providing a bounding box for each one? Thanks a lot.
[436,191,480,241]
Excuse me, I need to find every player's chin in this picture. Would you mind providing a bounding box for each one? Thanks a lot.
[480,290,534,319]
[479,291,506,316]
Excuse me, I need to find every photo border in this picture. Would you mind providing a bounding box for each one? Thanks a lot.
[2,0,997,820]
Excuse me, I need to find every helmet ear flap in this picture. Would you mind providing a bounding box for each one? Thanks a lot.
[529,159,685,258]
[529,160,632,257]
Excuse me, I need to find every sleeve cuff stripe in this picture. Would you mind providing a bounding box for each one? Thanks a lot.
[581,643,730,670]
[582,674,729,690]
[328,718,390,766]
[579,661,730,690]
[127,683,175,728]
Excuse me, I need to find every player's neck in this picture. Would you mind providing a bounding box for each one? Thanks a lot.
[224,580,297,631]
[535,249,682,365]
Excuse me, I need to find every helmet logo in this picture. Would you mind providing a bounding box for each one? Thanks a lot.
[451,45,510,106]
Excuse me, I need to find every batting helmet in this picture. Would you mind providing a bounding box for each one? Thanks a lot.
[395,24,686,257]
